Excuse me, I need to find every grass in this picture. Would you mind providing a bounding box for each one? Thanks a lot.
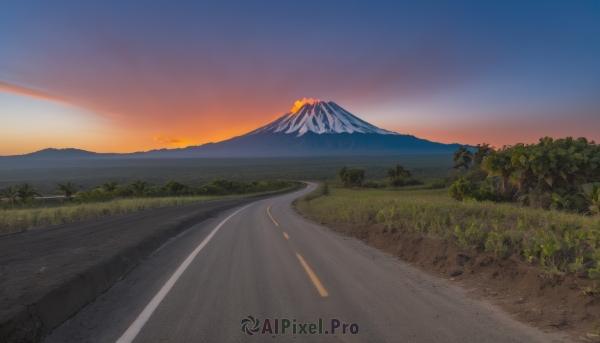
[297,185,600,291]
[0,155,452,195]
[0,184,302,235]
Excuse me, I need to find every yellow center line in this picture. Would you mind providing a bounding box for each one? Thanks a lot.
[267,201,328,297]
[267,204,279,226]
[295,253,329,297]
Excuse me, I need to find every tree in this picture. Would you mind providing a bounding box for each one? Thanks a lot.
[130,180,147,196]
[473,143,494,167]
[0,185,18,208]
[164,179,189,194]
[16,183,42,203]
[453,146,473,171]
[386,164,411,180]
[337,166,365,187]
[337,166,348,182]
[346,168,365,187]
[56,182,80,201]
[102,181,119,192]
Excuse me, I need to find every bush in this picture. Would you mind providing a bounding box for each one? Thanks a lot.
[449,178,474,201]
[363,181,382,189]
[322,182,329,195]
[449,177,498,202]
[388,177,424,188]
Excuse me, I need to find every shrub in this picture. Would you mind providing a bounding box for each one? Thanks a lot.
[321,182,330,195]
[449,178,474,201]
[363,181,381,189]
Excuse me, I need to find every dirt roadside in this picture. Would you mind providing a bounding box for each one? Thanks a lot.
[304,218,600,342]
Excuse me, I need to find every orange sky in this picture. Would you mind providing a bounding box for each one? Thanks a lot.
[2,81,597,156]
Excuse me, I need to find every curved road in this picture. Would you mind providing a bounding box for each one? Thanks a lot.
[46,183,569,342]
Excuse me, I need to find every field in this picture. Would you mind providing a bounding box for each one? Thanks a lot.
[0,155,452,195]
[0,183,302,235]
[298,185,600,289]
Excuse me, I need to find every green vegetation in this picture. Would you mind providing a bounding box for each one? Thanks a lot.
[447,137,600,214]
[337,163,424,189]
[56,182,80,201]
[0,155,453,195]
[304,137,600,293]
[298,185,600,294]
[385,164,423,187]
[0,185,18,208]
[1,179,300,207]
[0,180,302,234]
[0,183,44,208]
[337,166,365,187]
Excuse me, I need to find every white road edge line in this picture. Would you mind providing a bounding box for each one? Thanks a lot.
[115,203,253,343]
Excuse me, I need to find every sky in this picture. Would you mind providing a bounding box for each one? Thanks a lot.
[0,0,599,155]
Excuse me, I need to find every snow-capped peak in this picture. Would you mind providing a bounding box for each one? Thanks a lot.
[247,99,397,137]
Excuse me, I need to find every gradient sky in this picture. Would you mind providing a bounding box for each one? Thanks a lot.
[1,1,599,155]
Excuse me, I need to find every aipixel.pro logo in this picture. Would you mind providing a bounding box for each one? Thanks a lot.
[240,316,359,336]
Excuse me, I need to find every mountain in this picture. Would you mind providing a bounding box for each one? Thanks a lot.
[149,98,462,157]
[14,148,111,159]
[247,98,396,136]
[1,99,463,159]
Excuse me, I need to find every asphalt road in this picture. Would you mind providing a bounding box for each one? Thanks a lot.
[0,195,262,335]
[45,183,570,343]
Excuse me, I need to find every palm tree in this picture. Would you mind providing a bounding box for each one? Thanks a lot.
[581,183,600,215]
[0,185,19,208]
[473,143,493,166]
[102,181,119,192]
[130,180,147,196]
[16,183,42,203]
[453,146,473,171]
[56,182,80,201]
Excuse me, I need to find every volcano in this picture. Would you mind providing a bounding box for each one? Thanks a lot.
[140,98,461,157]
[247,98,397,137]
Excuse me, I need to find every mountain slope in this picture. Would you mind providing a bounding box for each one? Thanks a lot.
[247,98,396,137]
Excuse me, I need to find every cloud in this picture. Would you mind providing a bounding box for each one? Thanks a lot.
[152,136,189,144]
[0,81,69,104]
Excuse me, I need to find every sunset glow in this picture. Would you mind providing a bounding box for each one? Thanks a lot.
[0,2,598,155]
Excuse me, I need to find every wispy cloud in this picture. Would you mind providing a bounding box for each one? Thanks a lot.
[0,81,69,104]
[152,136,190,144]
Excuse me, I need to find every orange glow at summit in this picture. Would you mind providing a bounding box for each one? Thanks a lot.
[291,98,320,113]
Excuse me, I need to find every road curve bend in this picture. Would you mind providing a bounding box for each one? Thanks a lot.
[46,183,570,343]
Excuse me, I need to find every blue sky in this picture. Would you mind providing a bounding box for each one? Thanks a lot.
[0,0,598,154]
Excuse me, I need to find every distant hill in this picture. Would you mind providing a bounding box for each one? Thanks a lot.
[2,148,124,160]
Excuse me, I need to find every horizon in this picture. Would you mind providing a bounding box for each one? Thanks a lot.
[1,1,599,155]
